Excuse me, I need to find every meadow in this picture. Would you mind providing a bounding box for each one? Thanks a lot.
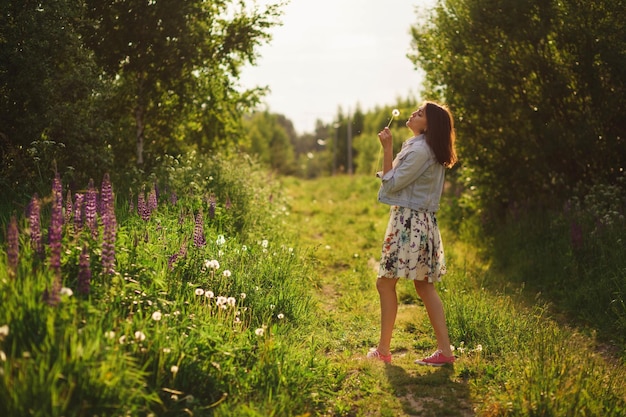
[1,153,625,416]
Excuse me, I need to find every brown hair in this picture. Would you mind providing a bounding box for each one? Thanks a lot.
[424,101,457,168]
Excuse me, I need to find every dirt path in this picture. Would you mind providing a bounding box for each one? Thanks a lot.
[282,176,475,417]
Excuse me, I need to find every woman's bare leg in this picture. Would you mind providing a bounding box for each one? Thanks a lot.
[413,280,453,356]
[375,278,399,355]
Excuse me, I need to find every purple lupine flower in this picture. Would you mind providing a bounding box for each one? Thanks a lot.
[137,187,150,221]
[208,194,216,219]
[101,174,117,275]
[178,236,188,258]
[65,190,73,225]
[148,184,158,214]
[73,193,84,232]
[49,173,63,277]
[28,194,44,259]
[169,191,178,206]
[225,196,232,210]
[7,215,19,278]
[101,173,113,210]
[167,253,179,270]
[78,246,91,294]
[193,211,206,247]
[85,179,98,239]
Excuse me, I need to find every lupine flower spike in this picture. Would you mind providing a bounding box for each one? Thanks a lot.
[28,194,44,259]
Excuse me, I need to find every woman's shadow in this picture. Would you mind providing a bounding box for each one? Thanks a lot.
[384,362,474,416]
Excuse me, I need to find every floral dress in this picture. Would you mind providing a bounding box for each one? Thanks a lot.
[378,205,446,282]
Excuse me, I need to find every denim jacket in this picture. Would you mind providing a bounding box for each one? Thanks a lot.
[377,134,445,213]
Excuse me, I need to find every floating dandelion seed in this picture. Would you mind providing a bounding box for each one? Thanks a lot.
[386,109,400,128]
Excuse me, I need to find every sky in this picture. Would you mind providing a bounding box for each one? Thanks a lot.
[239,0,434,135]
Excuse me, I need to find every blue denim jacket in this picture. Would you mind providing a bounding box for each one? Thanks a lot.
[377,134,445,213]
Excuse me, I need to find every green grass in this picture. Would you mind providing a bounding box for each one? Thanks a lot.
[1,162,625,416]
[279,175,626,417]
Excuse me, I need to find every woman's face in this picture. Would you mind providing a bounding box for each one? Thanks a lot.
[406,105,428,135]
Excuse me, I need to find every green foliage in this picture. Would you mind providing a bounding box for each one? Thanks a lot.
[0,153,335,416]
[410,0,626,216]
[241,110,297,175]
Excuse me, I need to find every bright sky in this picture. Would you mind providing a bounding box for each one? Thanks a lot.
[239,0,434,134]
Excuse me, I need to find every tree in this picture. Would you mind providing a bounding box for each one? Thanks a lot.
[82,0,284,166]
[0,0,112,197]
[242,110,296,175]
[410,0,626,215]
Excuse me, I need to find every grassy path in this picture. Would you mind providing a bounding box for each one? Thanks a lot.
[281,175,626,417]
[282,175,475,417]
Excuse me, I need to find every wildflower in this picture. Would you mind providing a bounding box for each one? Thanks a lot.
[100,174,117,275]
[195,288,205,296]
[119,335,127,344]
[223,270,232,278]
[216,234,226,246]
[270,304,275,310]
[137,188,150,221]
[204,290,214,298]
[104,331,115,339]
[163,348,171,353]
[0,325,9,339]
[171,365,179,375]
[85,179,98,239]
[169,191,178,205]
[216,296,227,306]
[475,344,483,353]
[204,259,219,270]
[73,193,84,232]
[152,311,162,321]
[28,194,44,259]
[227,297,236,307]
[60,287,73,297]
[240,292,246,299]
[167,253,179,270]
[261,239,269,248]
[49,172,63,276]
[193,211,206,247]
[7,215,18,278]
[386,108,400,128]
[277,313,284,320]
[134,331,146,342]
[242,245,248,252]
[148,183,158,214]
[254,328,265,336]
[65,190,73,224]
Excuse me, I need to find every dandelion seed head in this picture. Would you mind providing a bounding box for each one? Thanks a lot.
[119,335,127,344]
[223,270,231,278]
[277,313,285,320]
[170,365,179,374]
[254,328,265,336]
[195,288,205,296]
[134,331,146,342]
[240,292,246,299]
[0,325,9,338]
[60,287,73,297]
[0,350,6,362]
[261,239,269,248]
[152,311,162,321]
[392,109,400,117]
[104,330,115,339]
[227,297,236,307]
[205,290,215,298]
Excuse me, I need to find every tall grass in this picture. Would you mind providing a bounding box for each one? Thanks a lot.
[0,152,334,416]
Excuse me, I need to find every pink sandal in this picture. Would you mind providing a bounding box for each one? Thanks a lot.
[366,348,392,364]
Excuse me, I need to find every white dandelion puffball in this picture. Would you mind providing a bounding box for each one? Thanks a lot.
[151,311,162,321]
[254,328,265,336]
[392,109,400,117]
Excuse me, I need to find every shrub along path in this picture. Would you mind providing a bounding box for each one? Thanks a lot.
[281,175,625,417]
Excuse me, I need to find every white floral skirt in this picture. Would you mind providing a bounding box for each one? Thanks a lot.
[378,205,447,282]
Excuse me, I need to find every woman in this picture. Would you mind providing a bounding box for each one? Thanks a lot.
[367,101,457,366]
